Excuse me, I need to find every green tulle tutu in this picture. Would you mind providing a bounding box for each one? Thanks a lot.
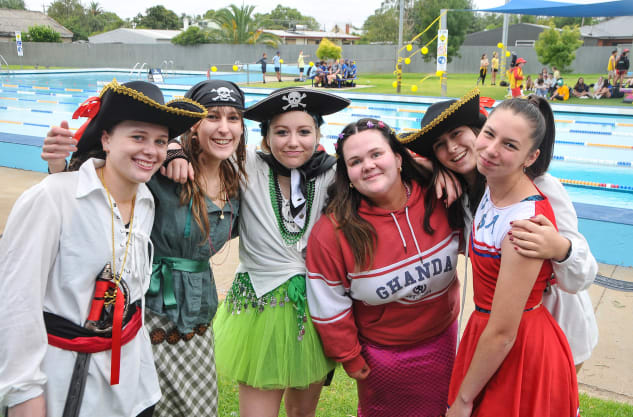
[213,273,335,389]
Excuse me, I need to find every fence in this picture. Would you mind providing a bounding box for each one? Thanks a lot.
[0,42,621,75]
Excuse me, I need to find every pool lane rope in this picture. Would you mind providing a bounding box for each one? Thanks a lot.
[558,178,633,193]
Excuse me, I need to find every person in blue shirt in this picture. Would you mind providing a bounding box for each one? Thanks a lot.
[273,51,282,82]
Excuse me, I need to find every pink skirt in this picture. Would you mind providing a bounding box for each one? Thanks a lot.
[357,320,457,417]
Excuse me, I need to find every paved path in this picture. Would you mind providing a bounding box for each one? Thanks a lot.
[1,166,632,404]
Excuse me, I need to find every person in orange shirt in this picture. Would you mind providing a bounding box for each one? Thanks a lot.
[510,58,526,97]
[550,78,570,101]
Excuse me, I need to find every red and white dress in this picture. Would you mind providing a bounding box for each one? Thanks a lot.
[449,186,579,417]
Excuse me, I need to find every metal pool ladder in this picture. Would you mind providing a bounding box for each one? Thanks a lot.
[0,55,11,75]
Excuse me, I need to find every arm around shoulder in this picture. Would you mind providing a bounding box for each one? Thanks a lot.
[535,174,597,292]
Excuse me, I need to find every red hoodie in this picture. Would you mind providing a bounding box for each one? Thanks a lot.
[306,181,460,374]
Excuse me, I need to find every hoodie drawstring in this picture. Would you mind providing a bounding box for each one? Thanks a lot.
[389,207,425,263]
[389,212,407,251]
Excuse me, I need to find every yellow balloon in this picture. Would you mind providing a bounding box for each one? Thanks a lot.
[436,70,444,77]
[497,42,504,49]
[392,81,398,88]
[280,59,284,64]
[211,66,217,72]
[406,44,412,51]
[505,51,511,57]
[232,65,238,71]
[309,61,314,67]
[411,85,418,92]
[404,58,411,65]
[421,46,429,55]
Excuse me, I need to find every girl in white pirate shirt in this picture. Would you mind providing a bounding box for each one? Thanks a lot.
[0,80,205,417]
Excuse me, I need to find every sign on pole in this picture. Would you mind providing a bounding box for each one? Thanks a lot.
[15,31,23,57]
[436,29,448,73]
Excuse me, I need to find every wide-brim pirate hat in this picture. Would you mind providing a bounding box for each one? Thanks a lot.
[397,88,486,157]
[185,80,245,110]
[73,79,207,155]
[244,87,350,123]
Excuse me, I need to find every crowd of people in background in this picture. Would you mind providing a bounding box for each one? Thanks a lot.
[476,48,631,102]
[255,51,359,88]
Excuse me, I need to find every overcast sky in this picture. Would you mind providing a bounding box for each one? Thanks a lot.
[24,0,510,30]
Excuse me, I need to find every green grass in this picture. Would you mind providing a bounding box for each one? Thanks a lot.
[218,368,633,416]
[251,72,631,107]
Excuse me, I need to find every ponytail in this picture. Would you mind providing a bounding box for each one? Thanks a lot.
[492,95,555,179]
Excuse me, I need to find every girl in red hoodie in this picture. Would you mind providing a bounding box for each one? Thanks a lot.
[305,119,463,417]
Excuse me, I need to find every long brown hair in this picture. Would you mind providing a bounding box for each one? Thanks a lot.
[325,118,459,271]
[179,106,248,241]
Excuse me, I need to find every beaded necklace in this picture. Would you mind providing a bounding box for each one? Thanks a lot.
[268,168,315,245]
[98,167,135,293]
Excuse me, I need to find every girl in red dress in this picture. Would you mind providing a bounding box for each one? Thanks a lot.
[447,96,579,417]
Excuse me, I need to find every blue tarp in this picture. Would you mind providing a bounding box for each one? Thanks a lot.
[479,0,633,17]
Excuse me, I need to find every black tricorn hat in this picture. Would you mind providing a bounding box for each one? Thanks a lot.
[243,87,350,123]
[73,79,207,156]
[397,88,486,157]
[185,80,245,110]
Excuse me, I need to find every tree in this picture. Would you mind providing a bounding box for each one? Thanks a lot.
[254,5,320,31]
[360,0,414,44]
[410,0,475,63]
[0,0,26,9]
[316,38,341,60]
[23,25,62,42]
[171,26,212,45]
[135,5,180,30]
[361,7,399,44]
[86,1,103,16]
[211,4,279,46]
[535,25,583,72]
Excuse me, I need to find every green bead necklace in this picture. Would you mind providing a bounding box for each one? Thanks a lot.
[268,168,315,245]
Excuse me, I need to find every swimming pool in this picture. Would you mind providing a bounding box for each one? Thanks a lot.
[2,69,633,265]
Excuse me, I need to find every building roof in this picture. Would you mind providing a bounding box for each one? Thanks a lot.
[580,16,633,39]
[261,29,360,40]
[0,8,73,38]
[89,28,182,44]
[464,23,555,46]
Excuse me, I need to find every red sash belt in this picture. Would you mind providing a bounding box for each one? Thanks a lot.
[45,306,142,385]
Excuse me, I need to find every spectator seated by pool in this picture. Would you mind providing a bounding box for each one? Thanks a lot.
[572,77,592,99]
[550,78,570,101]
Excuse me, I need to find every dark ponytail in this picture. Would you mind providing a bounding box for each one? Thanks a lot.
[492,95,555,179]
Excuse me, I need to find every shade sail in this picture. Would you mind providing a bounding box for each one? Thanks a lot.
[478,0,633,17]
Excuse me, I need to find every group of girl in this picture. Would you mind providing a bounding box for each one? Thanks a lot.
[0,76,597,417]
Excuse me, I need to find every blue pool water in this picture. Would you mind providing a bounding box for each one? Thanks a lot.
[2,70,633,265]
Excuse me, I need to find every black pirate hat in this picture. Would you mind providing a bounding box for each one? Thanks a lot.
[185,80,245,110]
[73,79,207,156]
[244,87,350,123]
[398,88,487,157]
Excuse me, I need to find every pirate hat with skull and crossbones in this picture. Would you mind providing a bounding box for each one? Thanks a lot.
[185,80,245,110]
[244,87,350,125]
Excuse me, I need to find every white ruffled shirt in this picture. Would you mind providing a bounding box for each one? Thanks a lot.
[0,159,160,416]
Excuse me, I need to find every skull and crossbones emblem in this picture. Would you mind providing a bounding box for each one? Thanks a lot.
[211,87,237,102]
[282,91,307,110]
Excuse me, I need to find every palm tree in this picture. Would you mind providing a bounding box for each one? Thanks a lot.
[211,4,279,46]
[87,1,102,16]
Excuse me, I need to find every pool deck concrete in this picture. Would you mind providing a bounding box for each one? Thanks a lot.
[1,165,632,405]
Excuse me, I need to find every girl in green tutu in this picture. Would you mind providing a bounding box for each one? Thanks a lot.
[212,87,350,417]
